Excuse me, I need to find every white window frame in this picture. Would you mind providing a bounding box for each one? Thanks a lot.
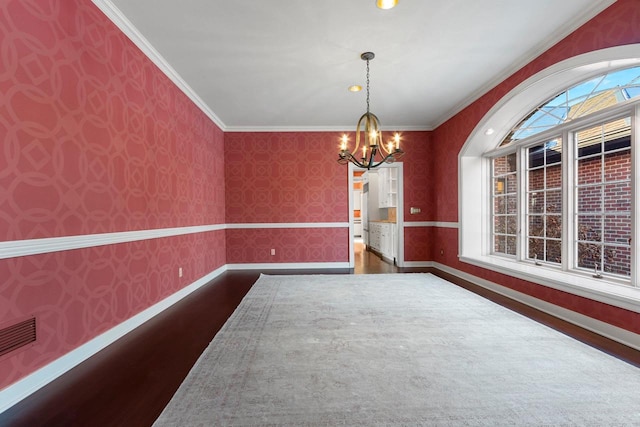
[459,45,640,313]
[522,136,563,267]
[491,154,518,258]
[572,115,633,279]
[487,105,636,277]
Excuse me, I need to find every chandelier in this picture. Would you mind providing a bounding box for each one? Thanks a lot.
[337,52,404,169]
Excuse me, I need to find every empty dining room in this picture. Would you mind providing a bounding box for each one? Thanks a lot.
[2,0,640,425]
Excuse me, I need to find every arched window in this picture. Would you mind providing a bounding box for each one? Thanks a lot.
[501,66,640,146]
[459,45,640,309]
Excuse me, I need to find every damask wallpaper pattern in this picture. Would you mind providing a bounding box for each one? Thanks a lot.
[0,0,226,389]
[224,132,347,224]
[226,228,348,264]
[0,0,225,241]
[0,231,225,387]
[224,130,433,263]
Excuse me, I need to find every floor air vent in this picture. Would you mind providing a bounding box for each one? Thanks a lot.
[0,317,36,358]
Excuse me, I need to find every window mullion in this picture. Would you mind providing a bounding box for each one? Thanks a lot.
[564,130,574,273]
[518,147,527,261]
[632,105,639,287]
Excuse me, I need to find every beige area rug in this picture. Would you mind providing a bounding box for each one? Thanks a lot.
[154,273,640,426]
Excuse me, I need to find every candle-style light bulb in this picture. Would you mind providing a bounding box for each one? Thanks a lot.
[362,145,367,158]
[394,133,400,150]
[340,134,348,151]
[369,130,377,145]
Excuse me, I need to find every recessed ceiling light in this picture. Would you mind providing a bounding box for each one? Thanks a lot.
[376,0,398,10]
[348,85,362,92]
[485,128,495,135]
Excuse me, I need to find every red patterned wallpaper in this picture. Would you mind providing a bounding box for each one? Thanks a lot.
[224,131,431,264]
[226,228,348,264]
[404,227,432,262]
[225,132,347,224]
[0,0,225,241]
[397,132,433,222]
[400,131,434,262]
[0,0,226,390]
[225,131,432,224]
[0,231,225,388]
[429,0,640,332]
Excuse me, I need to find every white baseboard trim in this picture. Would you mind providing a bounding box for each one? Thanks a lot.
[0,265,228,414]
[404,221,459,228]
[226,262,351,270]
[381,255,395,265]
[402,261,435,268]
[432,262,640,352]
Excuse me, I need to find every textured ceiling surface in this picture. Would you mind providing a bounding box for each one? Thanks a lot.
[102,0,614,131]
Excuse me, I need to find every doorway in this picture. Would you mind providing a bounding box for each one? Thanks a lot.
[348,163,404,271]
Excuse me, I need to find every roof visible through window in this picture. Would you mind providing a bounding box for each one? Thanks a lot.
[500,66,640,147]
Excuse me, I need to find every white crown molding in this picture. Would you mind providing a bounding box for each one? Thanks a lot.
[92,0,614,135]
[223,125,434,133]
[92,0,435,135]
[91,0,227,131]
[0,264,228,414]
[429,0,616,129]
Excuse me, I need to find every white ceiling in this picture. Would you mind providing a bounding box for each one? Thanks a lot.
[98,0,614,131]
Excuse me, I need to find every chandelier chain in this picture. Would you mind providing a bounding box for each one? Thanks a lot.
[366,59,370,114]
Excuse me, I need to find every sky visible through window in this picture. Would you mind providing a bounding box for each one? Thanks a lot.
[501,66,640,145]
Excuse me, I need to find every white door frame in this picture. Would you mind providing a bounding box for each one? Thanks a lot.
[348,162,404,268]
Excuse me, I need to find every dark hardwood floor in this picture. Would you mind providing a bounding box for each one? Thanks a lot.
[2,244,639,427]
[353,240,398,274]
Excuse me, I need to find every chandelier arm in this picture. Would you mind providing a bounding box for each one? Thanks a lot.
[339,151,367,169]
[337,51,405,169]
[351,157,367,169]
[339,150,400,170]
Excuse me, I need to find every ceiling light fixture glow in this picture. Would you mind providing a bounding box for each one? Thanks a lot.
[348,85,362,92]
[338,52,404,170]
[376,0,398,10]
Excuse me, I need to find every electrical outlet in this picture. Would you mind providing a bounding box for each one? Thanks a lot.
[270,249,276,256]
[179,267,183,277]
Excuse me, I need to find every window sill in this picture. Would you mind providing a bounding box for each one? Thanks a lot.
[459,254,640,314]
